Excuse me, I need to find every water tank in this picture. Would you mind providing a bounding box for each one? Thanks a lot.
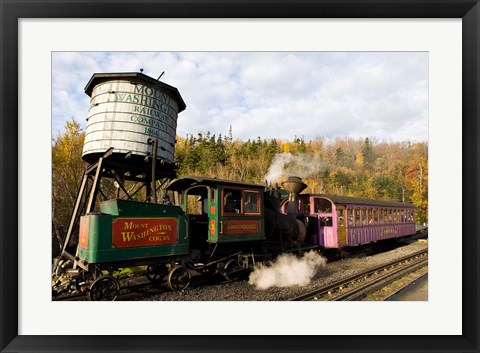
[82,72,186,164]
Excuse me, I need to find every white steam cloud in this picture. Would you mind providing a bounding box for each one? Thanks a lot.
[248,250,327,290]
[264,153,327,184]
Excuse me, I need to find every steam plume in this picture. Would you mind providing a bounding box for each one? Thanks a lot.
[264,153,327,184]
[248,250,327,290]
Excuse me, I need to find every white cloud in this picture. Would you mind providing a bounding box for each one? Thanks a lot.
[51,51,428,143]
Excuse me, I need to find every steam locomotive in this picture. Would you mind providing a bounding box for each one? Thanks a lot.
[59,171,415,300]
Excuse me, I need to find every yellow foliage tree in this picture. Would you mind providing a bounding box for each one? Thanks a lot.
[52,119,86,257]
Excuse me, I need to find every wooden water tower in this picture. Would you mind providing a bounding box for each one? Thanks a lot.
[61,72,186,260]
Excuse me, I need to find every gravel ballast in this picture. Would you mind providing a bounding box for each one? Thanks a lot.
[135,235,428,302]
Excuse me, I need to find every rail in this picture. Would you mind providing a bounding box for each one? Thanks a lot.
[290,249,428,301]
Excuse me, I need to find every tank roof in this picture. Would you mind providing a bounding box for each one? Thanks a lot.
[84,72,186,112]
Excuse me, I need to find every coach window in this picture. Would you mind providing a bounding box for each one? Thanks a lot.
[337,208,345,227]
[368,209,374,225]
[355,208,360,226]
[243,191,259,214]
[388,209,393,223]
[321,216,333,227]
[373,208,379,225]
[314,198,332,213]
[348,210,354,227]
[360,208,366,226]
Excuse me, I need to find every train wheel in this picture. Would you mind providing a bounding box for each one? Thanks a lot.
[223,259,241,281]
[88,275,120,301]
[167,265,191,291]
[146,264,168,283]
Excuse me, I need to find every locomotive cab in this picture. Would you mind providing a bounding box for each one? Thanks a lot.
[167,177,267,260]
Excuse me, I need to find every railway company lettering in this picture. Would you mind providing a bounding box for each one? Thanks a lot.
[382,229,397,235]
[227,224,257,231]
[132,105,176,126]
[112,86,178,143]
[130,114,175,137]
[115,92,176,117]
[111,218,178,248]
[121,221,173,242]
[133,84,171,105]
[223,220,260,235]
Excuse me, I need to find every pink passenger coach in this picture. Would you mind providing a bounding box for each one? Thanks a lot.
[294,194,416,249]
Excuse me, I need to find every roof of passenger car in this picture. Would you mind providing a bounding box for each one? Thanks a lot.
[306,194,415,208]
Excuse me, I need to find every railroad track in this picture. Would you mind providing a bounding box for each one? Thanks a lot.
[290,249,428,301]
[53,279,168,301]
[53,271,216,301]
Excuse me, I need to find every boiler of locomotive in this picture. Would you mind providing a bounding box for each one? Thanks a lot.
[263,176,308,243]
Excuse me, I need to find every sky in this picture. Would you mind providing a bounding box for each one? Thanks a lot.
[52,51,428,143]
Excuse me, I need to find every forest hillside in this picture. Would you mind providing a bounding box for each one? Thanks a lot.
[175,130,428,223]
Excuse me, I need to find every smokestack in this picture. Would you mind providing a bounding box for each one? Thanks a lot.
[282,176,307,217]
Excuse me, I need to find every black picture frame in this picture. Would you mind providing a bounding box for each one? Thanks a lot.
[1,1,478,352]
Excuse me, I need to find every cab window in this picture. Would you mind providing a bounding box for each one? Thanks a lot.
[243,191,260,214]
[223,189,242,214]
[223,188,261,215]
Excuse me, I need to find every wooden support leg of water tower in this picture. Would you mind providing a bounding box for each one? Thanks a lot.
[61,173,89,261]
[86,157,104,213]
[150,138,158,204]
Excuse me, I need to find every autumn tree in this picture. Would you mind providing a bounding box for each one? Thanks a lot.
[405,143,428,224]
[51,119,86,257]
[361,137,376,170]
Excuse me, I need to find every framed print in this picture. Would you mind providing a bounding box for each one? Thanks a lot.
[1,0,479,352]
